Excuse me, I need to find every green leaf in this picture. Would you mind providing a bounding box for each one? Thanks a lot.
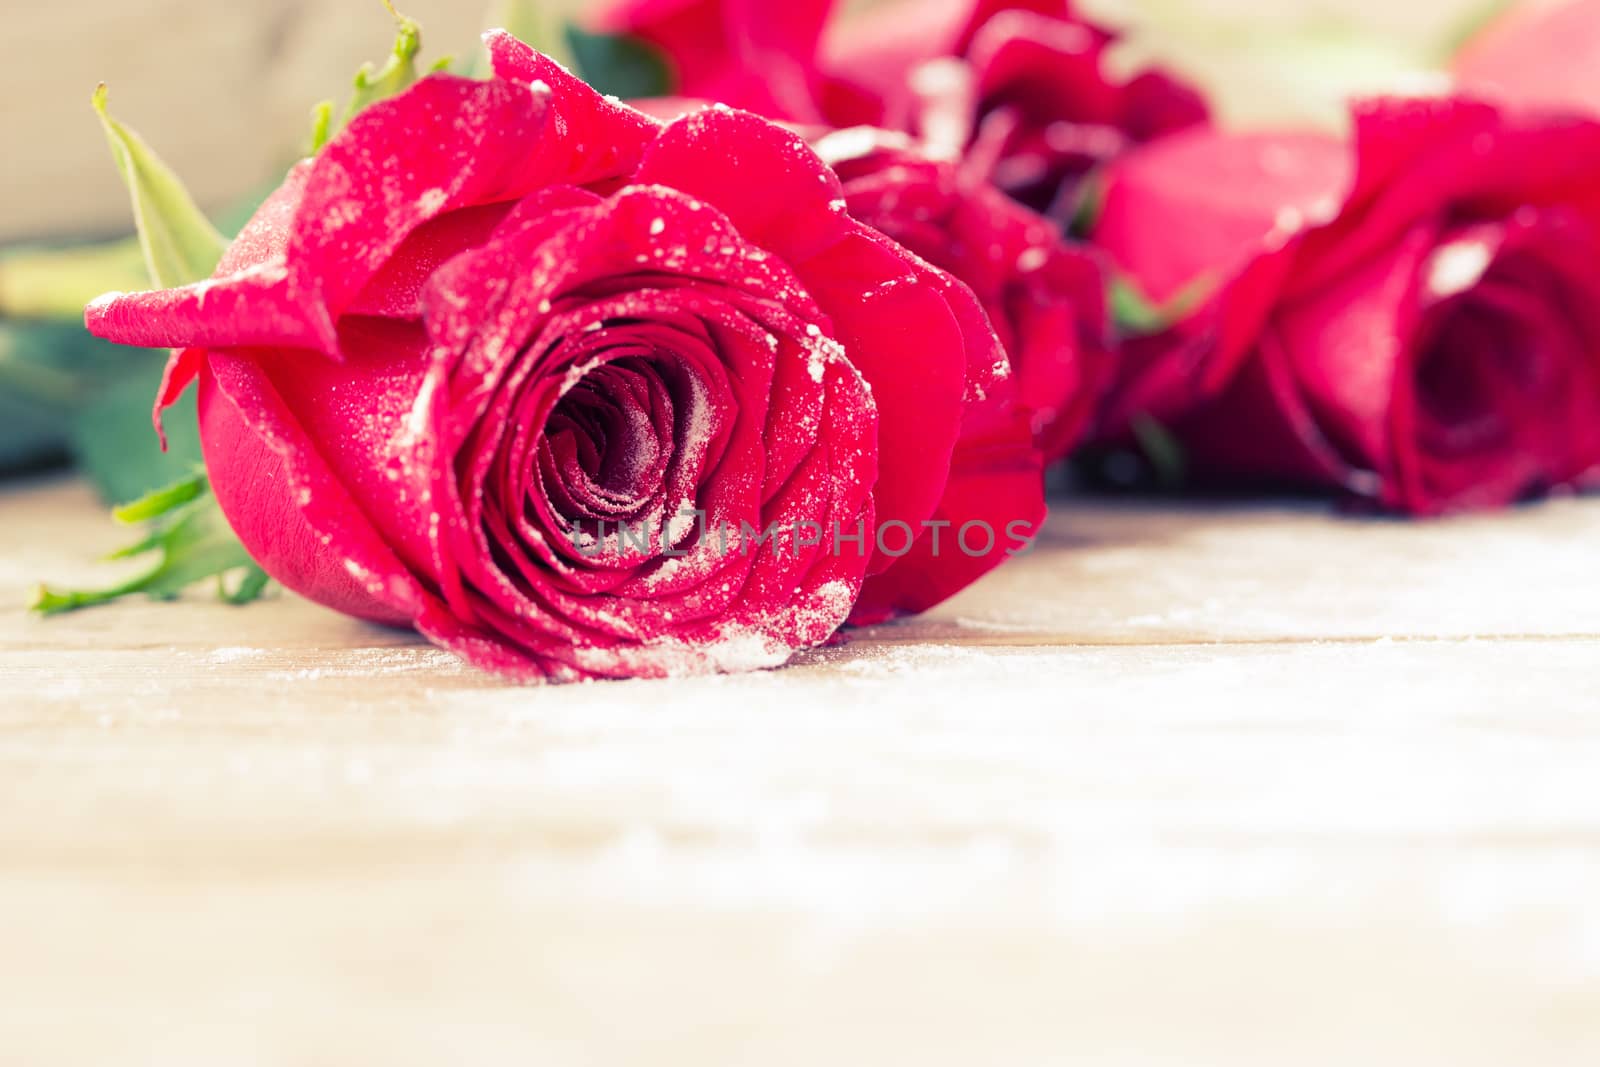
[221,565,272,606]
[92,84,227,288]
[0,322,143,476]
[106,470,207,525]
[111,467,206,523]
[0,234,204,490]
[30,471,270,616]
[70,359,205,505]
[0,328,73,472]
[0,324,94,407]
[565,26,673,99]
[0,279,208,499]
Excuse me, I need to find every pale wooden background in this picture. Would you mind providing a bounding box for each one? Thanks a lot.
[4,476,1600,1064]
[1,0,1510,240]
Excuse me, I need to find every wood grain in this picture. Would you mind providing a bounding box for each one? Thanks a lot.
[4,475,1599,1064]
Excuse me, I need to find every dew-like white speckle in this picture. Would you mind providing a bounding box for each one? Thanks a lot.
[1016,247,1049,273]
[321,200,363,231]
[1426,237,1494,300]
[808,351,827,383]
[561,357,603,396]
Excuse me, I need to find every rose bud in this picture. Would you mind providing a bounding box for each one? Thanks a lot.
[85,34,1043,680]
[1091,96,1600,515]
[806,126,1111,460]
[592,0,1210,222]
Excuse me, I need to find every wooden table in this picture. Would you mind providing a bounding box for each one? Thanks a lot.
[3,474,1598,1064]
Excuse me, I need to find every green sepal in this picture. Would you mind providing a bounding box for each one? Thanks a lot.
[1065,171,1107,240]
[341,3,423,125]
[1130,415,1189,489]
[92,84,227,288]
[1108,273,1214,338]
[309,3,428,154]
[308,100,335,155]
[565,26,673,99]
[29,471,270,616]
[63,58,271,616]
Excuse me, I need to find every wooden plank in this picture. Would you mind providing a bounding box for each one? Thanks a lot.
[3,474,1599,1063]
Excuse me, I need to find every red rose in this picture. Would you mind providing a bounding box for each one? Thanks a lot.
[819,0,1210,220]
[1455,0,1600,119]
[593,0,1209,221]
[807,126,1111,460]
[85,33,1041,679]
[1092,97,1600,515]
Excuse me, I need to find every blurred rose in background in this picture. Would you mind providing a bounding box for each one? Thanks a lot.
[0,0,1527,242]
